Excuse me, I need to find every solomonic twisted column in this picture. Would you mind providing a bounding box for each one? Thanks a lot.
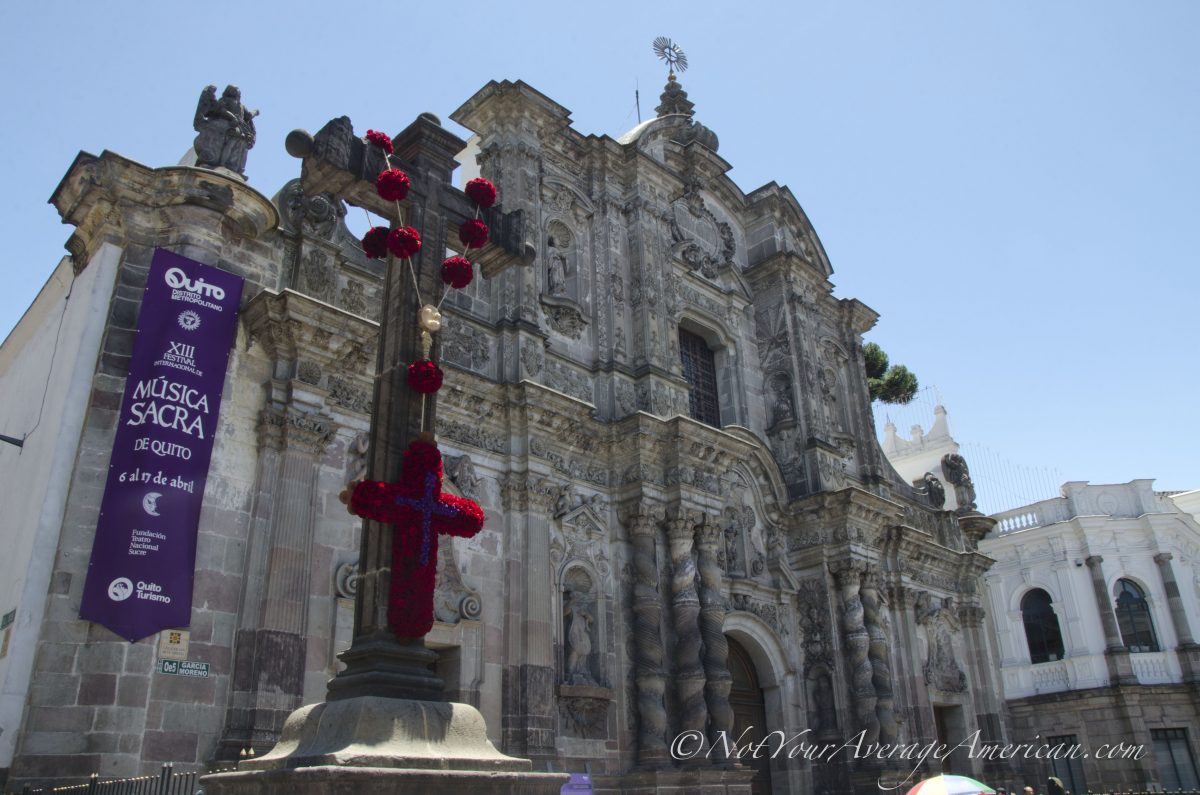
[629,509,670,767]
[832,559,879,744]
[695,515,735,759]
[667,511,708,754]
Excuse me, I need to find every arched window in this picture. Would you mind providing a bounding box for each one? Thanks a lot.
[1021,589,1065,663]
[679,328,720,427]
[1115,579,1159,653]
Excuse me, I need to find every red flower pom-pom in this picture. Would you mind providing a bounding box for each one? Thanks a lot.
[376,168,410,202]
[464,177,497,209]
[387,227,422,259]
[441,256,474,289]
[365,129,394,154]
[459,218,489,249]
[407,360,444,394]
[362,226,390,259]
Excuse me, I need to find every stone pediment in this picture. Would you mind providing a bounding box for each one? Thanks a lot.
[561,503,606,540]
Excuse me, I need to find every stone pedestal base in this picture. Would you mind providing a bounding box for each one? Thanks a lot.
[199,696,566,795]
[1104,647,1138,686]
[1177,643,1200,683]
[592,766,755,795]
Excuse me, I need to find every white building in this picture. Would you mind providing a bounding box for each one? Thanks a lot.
[981,480,1200,792]
[880,405,965,510]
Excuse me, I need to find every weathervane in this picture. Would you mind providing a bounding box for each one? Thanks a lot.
[652,36,688,79]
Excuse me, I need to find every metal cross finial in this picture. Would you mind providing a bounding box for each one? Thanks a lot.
[652,36,689,78]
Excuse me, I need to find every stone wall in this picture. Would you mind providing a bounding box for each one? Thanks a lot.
[1007,685,1200,791]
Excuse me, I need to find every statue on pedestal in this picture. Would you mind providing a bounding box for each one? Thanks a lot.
[194,85,258,176]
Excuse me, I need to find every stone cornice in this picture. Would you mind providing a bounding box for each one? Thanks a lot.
[794,487,904,534]
[242,289,377,370]
[451,79,573,137]
[50,150,279,271]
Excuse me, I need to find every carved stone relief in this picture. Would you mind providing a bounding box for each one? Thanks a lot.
[300,248,335,301]
[280,179,346,241]
[433,538,482,624]
[442,322,491,373]
[914,591,968,693]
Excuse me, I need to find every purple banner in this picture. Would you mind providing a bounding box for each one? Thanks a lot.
[80,249,243,642]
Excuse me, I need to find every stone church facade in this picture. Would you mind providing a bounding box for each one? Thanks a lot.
[2,77,1011,794]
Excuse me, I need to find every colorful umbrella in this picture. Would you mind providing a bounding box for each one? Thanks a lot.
[905,774,997,795]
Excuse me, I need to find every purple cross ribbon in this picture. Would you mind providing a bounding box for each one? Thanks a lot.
[395,472,462,566]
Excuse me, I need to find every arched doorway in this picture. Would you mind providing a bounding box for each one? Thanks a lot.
[728,635,773,795]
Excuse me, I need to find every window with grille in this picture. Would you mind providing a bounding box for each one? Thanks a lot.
[1115,579,1159,653]
[679,328,720,427]
[1022,589,1065,663]
[1152,728,1200,791]
[1047,735,1087,794]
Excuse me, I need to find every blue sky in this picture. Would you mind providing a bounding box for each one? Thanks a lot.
[2,1,1196,507]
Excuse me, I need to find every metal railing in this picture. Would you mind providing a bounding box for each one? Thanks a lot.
[9,763,212,795]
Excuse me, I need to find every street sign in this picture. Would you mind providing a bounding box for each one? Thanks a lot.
[158,659,210,678]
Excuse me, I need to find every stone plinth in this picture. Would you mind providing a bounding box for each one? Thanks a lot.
[199,696,567,794]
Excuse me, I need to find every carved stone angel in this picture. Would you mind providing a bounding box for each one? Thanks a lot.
[940,453,978,512]
[193,84,258,176]
[921,472,946,509]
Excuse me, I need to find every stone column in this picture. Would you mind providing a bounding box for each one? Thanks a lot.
[219,408,335,758]
[667,510,707,753]
[831,559,879,744]
[1153,553,1195,645]
[860,568,897,744]
[629,509,670,768]
[695,515,735,760]
[1153,553,1200,682]
[1085,555,1137,685]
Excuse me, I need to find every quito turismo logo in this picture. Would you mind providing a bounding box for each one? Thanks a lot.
[107,577,134,602]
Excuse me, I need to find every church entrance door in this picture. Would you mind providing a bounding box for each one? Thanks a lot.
[933,704,967,774]
[728,635,773,795]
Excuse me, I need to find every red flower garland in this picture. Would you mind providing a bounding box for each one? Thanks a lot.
[361,226,390,260]
[407,360,444,394]
[365,129,394,154]
[387,227,422,259]
[459,218,489,249]
[347,439,485,637]
[464,177,497,209]
[377,168,411,202]
[441,256,474,289]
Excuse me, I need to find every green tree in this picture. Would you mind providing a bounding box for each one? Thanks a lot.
[863,342,918,405]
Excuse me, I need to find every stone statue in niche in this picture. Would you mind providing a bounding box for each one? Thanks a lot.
[547,235,568,296]
[746,508,766,577]
[770,374,794,426]
[940,453,978,512]
[193,85,258,176]
[721,507,742,575]
[564,589,596,685]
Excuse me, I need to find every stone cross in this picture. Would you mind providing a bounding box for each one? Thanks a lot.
[286,112,530,701]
